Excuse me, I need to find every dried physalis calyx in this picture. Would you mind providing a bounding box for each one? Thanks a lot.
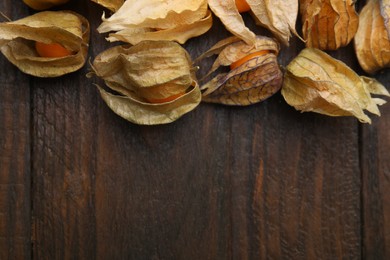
[354,0,390,74]
[96,0,212,45]
[89,41,201,125]
[382,0,390,37]
[300,0,359,50]
[91,0,124,12]
[282,48,390,123]
[196,36,282,106]
[208,0,299,46]
[0,11,90,77]
[22,0,69,10]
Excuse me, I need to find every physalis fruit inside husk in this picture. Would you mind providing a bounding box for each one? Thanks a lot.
[354,0,390,74]
[196,36,283,106]
[282,48,390,124]
[208,0,299,46]
[89,41,201,125]
[23,0,69,10]
[35,42,73,58]
[300,0,359,50]
[97,0,212,45]
[0,11,90,77]
[235,0,251,13]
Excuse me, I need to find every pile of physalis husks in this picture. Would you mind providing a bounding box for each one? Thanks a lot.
[354,0,390,74]
[196,36,283,105]
[96,0,212,45]
[89,41,201,125]
[281,48,390,124]
[0,11,90,77]
[208,0,299,46]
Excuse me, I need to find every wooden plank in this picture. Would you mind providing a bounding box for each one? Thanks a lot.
[31,1,102,258]
[26,1,387,260]
[356,1,390,257]
[215,40,361,259]
[0,3,31,259]
[361,69,390,259]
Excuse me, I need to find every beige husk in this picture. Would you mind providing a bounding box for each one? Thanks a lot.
[97,0,212,44]
[91,0,124,12]
[248,0,300,45]
[281,48,390,123]
[197,36,283,106]
[0,11,90,77]
[300,0,359,50]
[208,0,256,46]
[355,0,390,74]
[208,0,299,46]
[22,0,69,10]
[89,41,201,125]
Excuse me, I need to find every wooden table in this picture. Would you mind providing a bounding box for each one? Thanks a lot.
[1,0,389,259]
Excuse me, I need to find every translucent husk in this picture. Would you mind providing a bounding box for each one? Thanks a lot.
[0,11,90,77]
[97,0,212,45]
[208,0,299,46]
[282,48,390,123]
[91,0,124,12]
[354,0,390,74]
[196,36,283,106]
[300,0,359,50]
[22,0,69,10]
[89,41,201,125]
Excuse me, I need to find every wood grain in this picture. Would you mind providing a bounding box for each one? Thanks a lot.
[31,1,101,259]
[361,70,390,260]
[0,3,31,259]
[0,0,389,259]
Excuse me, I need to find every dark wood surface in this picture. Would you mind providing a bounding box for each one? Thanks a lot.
[1,0,389,259]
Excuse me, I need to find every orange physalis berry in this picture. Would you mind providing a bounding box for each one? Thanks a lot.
[35,42,72,58]
[235,0,251,13]
[230,50,270,70]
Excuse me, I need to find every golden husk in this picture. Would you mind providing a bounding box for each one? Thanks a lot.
[22,0,69,10]
[208,0,299,46]
[355,0,390,74]
[300,0,359,50]
[91,0,124,12]
[197,36,283,106]
[282,48,390,123]
[0,11,90,77]
[89,41,201,125]
[97,0,212,45]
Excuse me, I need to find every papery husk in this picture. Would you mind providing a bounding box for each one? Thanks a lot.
[23,0,69,10]
[105,11,213,45]
[208,0,256,46]
[91,0,124,12]
[197,36,283,106]
[355,0,390,74]
[0,11,90,77]
[300,0,359,50]
[281,48,390,123]
[208,0,299,46]
[90,41,201,125]
[97,0,212,45]
[381,0,390,37]
[247,0,300,45]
